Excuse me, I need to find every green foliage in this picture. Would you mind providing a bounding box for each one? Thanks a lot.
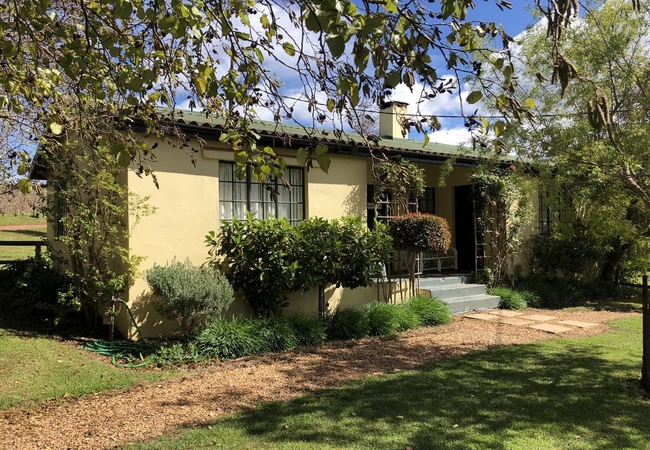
[146,259,234,336]
[0,256,79,325]
[374,159,426,215]
[43,114,152,328]
[326,307,370,340]
[208,216,392,317]
[1,0,530,189]
[512,0,650,282]
[514,277,622,308]
[364,301,401,336]
[209,215,299,318]
[489,286,527,310]
[394,304,423,331]
[406,295,452,326]
[196,318,267,360]
[389,213,451,253]
[250,317,299,352]
[470,164,533,286]
[283,314,327,347]
[529,232,603,281]
[294,217,393,292]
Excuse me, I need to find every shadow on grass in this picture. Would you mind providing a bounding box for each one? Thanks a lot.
[151,319,650,450]
[0,228,47,238]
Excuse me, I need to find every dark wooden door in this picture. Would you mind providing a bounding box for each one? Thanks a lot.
[454,185,475,271]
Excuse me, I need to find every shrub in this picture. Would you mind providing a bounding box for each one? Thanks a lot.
[284,313,327,347]
[326,307,369,340]
[389,213,451,253]
[490,286,527,310]
[364,301,401,336]
[394,304,423,331]
[514,276,622,308]
[250,317,299,352]
[0,255,79,325]
[406,295,452,325]
[529,232,602,281]
[208,216,300,318]
[517,289,542,308]
[196,317,266,360]
[146,259,234,336]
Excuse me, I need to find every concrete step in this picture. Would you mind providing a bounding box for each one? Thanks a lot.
[418,275,473,288]
[441,294,502,314]
[421,283,487,300]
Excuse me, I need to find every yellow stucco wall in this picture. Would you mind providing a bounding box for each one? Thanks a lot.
[121,141,374,338]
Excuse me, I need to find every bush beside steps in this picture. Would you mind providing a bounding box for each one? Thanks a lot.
[196,297,452,361]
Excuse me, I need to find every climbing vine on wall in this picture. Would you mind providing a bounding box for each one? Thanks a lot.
[470,163,533,286]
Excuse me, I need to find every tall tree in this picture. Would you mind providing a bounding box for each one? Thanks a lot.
[508,0,650,281]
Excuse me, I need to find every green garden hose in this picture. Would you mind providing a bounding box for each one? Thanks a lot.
[83,299,156,368]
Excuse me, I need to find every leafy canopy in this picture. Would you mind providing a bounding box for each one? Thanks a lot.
[1,0,531,187]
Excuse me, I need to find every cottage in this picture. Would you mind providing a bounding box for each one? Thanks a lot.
[32,102,539,338]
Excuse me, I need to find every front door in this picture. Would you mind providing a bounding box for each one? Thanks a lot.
[454,185,475,271]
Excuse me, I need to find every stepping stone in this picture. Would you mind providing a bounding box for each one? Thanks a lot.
[519,314,558,322]
[486,310,524,318]
[465,313,502,321]
[557,320,600,329]
[528,323,574,334]
[498,318,536,326]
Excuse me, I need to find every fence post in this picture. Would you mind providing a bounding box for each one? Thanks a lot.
[642,275,650,391]
[35,243,42,258]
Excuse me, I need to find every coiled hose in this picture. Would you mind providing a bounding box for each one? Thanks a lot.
[83,299,155,368]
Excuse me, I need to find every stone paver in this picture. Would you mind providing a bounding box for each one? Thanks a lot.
[498,317,536,326]
[465,313,502,321]
[557,320,599,329]
[486,310,524,318]
[528,323,574,334]
[519,314,558,322]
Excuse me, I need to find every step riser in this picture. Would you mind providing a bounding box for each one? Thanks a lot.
[444,295,501,314]
[418,275,473,287]
[424,284,487,300]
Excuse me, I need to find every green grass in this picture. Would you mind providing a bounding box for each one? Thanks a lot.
[0,228,46,261]
[0,328,171,410]
[129,316,650,450]
[0,214,46,227]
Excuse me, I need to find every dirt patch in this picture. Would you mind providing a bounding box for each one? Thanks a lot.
[0,224,46,231]
[0,308,637,450]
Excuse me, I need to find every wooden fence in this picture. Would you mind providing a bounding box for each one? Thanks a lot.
[0,240,43,264]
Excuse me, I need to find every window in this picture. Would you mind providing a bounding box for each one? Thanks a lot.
[219,162,305,225]
[538,189,569,235]
[418,188,435,214]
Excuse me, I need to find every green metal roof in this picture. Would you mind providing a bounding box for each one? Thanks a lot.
[158,108,491,163]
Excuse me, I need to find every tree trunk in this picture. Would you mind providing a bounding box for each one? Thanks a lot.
[601,241,630,282]
[641,275,650,392]
[318,284,327,318]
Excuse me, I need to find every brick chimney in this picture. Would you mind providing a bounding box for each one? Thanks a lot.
[379,101,409,140]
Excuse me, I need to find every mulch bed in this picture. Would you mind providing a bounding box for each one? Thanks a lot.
[0,308,638,450]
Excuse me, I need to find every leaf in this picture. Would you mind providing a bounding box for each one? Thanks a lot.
[494,57,504,70]
[384,0,398,13]
[296,148,308,167]
[525,98,536,109]
[494,120,505,137]
[116,150,131,168]
[315,144,328,156]
[18,178,32,194]
[193,76,208,96]
[316,154,331,173]
[326,34,346,58]
[423,133,429,147]
[282,42,296,57]
[466,91,483,104]
[49,122,63,135]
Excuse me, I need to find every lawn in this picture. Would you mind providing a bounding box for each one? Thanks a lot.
[128,316,650,450]
[0,328,172,410]
[0,214,46,227]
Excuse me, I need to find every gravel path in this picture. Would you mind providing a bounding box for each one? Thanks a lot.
[0,308,637,450]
